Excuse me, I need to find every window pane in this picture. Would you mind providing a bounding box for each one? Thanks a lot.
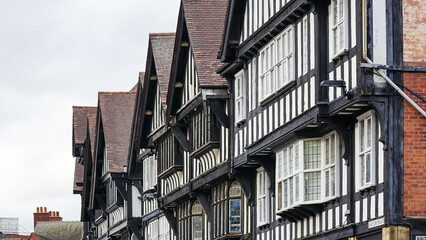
[360,120,365,151]
[289,146,294,174]
[331,166,336,196]
[278,182,282,209]
[331,134,336,164]
[304,172,321,201]
[367,117,372,148]
[326,138,330,165]
[192,216,202,240]
[366,153,371,183]
[361,154,366,185]
[289,177,294,205]
[325,170,330,197]
[304,140,321,169]
[295,175,299,202]
[294,143,299,171]
[229,200,241,232]
[230,182,242,197]
[283,180,288,208]
[283,149,288,177]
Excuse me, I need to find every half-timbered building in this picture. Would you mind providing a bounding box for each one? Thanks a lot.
[89,91,141,240]
[127,34,176,240]
[73,106,98,240]
[218,0,417,239]
[156,0,255,239]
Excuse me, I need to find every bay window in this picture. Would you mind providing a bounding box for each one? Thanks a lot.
[276,132,339,213]
[257,168,269,226]
[355,110,377,190]
[259,25,294,100]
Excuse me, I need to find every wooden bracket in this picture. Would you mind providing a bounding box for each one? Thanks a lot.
[250,155,275,197]
[170,126,191,152]
[234,168,257,207]
[162,207,178,235]
[192,191,213,223]
[115,180,128,202]
[208,100,230,128]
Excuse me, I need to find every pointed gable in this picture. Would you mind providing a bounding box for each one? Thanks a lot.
[151,33,175,106]
[72,106,97,194]
[182,0,228,87]
[99,92,137,173]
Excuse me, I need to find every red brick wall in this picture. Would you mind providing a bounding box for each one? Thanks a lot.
[403,0,426,218]
[403,63,426,217]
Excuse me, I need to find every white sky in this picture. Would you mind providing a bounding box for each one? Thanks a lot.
[0,0,179,234]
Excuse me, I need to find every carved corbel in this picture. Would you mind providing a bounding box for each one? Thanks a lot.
[317,116,356,166]
[234,168,257,207]
[249,155,275,197]
[191,191,213,223]
[369,100,389,150]
[162,207,178,235]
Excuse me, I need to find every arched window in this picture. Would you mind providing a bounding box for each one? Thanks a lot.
[191,201,203,240]
[229,182,242,233]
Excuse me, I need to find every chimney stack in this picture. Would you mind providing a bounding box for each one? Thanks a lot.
[33,207,49,229]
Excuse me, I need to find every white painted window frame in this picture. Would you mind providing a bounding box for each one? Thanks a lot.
[259,25,295,101]
[235,70,246,123]
[355,110,377,191]
[330,0,349,59]
[256,167,269,226]
[276,132,340,213]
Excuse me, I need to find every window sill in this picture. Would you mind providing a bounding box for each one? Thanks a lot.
[332,48,349,61]
[357,183,375,192]
[259,80,296,107]
[277,202,323,222]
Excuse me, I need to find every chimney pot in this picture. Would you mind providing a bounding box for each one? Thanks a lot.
[44,207,47,212]
[49,211,52,216]
[37,207,39,213]
[56,212,59,217]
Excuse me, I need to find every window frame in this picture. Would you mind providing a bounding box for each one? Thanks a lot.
[191,201,204,240]
[330,0,349,59]
[228,181,242,234]
[276,132,340,213]
[258,25,295,101]
[355,110,377,191]
[256,167,270,226]
[234,70,246,123]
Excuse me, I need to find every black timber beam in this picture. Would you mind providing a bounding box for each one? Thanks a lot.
[234,168,257,207]
[170,126,191,152]
[128,219,143,240]
[115,181,128,202]
[192,191,213,223]
[95,194,106,212]
[208,100,230,128]
[163,208,178,235]
[249,155,275,196]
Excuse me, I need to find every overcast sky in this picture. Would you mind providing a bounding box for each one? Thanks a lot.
[0,0,179,233]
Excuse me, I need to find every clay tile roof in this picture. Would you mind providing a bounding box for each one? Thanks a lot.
[72,106,97,147]
[182,0,229,88]
[150,33,175,105]
[73,158,84,193]
[72,106,97,193]
[99,92,137,173]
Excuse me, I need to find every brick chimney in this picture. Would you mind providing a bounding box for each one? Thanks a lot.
[33,206,49,229]
[49,211,62,222]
